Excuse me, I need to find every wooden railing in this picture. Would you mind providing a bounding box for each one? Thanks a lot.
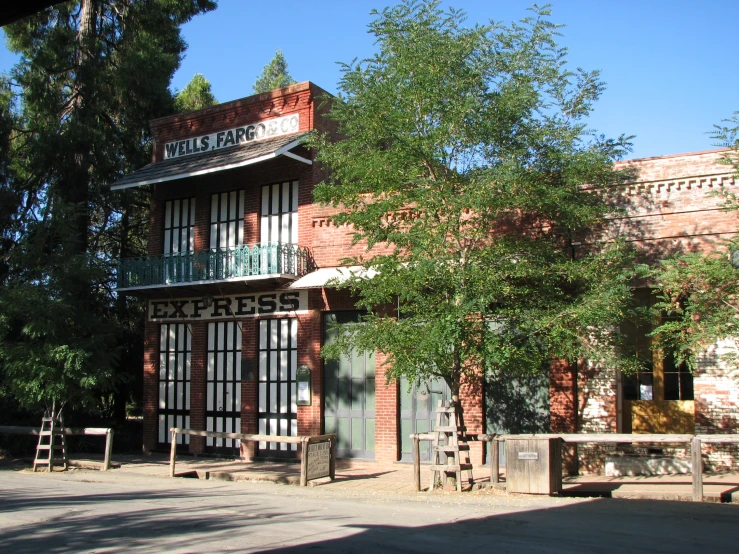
[168,428,336,487]
[0,425,114,471]
[410,432,739,501]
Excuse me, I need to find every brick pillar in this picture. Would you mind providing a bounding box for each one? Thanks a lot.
[241,319,258,460]
[142,318,159,453]
[297,310,322,437]
[550,358,578,474]
[189,321,206,454]
[460,378,485,465]
[375,351,399,462]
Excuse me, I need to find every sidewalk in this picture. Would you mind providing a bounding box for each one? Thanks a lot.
[60,453,739,503]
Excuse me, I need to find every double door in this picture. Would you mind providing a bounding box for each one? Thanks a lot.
[323,313,376,459]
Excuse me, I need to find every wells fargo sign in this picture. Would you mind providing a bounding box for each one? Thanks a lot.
[164,114,300,159]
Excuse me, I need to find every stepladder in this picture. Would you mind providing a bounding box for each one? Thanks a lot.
[33,410,68,472]
[428,400,474,492]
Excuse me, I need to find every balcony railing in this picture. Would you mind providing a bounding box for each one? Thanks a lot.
[117,243,312,289]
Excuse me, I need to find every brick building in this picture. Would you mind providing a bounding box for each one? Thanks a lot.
[113,82,738,472]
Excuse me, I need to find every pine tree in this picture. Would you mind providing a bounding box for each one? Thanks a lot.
[175,73,218,113]
[253,49,296,94]
[0,0,215,421]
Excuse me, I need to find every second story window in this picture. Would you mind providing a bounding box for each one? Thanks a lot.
[164,198,195,254]
[261,181,298,245]
[210,191,245,249]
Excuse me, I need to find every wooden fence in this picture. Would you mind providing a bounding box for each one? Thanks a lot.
[410,432,739,501]
[0,425,114,471]
[168,428,337,486]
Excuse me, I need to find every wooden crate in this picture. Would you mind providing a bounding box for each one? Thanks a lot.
[505,438,562,495]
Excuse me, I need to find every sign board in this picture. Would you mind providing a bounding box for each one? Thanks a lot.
[296,366,311,406]
[306,441,331,481]
[164,114,300,159]
[148,291,307,321]
[517,452,539,461]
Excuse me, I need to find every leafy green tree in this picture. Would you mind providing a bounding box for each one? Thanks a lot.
[174,73,218,113]
[650,114,739,371]
[253,49,296,94]
[311,0,636,409]
[0,0,215,420]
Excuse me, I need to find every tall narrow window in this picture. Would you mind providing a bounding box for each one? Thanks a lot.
[261,181,298,245]
[210,191,245,249]
[158,323,191,445]
[164,198,195,254]
[206,321,242,450]
[258,318,298,454]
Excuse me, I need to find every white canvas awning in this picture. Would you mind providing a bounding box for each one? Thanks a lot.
[286,266,377,289]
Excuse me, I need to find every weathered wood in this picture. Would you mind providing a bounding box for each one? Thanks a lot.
[329,435,336,481]
[428,464,473,471]
[300,437,309,487]
[692,437,703,502]
[169,429,177,478]
[413,435,421,492]
[0,425,111,436]
[506,438,562,495]
[491,439,500,484]
[696,434,739,443]
[103,430,114,471]
[171,428,304,443]
[501,433,694,444]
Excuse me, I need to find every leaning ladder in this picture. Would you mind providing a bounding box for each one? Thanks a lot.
[428,400,474,492]
[33,410,68,472]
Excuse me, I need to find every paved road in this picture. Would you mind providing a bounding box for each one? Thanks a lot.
[0,469,737,553]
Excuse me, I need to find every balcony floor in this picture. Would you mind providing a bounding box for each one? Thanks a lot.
[116,274,298,297]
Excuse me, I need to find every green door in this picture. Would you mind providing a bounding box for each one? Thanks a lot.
[323,312,376,459]
[400,377,451,461]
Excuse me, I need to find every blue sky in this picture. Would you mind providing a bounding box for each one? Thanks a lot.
[2,0,738,160]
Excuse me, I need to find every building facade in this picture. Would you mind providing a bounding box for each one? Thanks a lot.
[114,82,738,472]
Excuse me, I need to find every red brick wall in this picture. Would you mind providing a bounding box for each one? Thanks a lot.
[188,322,206,454]
[142,316,158,452]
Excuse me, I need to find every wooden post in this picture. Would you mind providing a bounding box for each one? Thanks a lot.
[491,439,500,484]
[329,434,336,481]
[169,429,178,478]
[103,429,114,471]
[413,435,421,492]
[691,436,703,502]
[300,437,309,487]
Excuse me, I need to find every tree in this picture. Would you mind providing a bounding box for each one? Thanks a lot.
[174,73,218,113]
[649,114,739,371]
[253,49,296,94]
[0,0,215,420]
[311,0,636,410]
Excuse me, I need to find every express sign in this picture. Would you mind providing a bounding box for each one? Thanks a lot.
[148,291,307,321]
[163,114,300,160]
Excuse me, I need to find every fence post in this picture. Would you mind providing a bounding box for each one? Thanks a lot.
[413,435,421,492]
[300,437,309,487]
[169,429,178,478]
[491,439,500,484]
[329,434,336,481]
[103,429,114,471]
[691,436,703,502]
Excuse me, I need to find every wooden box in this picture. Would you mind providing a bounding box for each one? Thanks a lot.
[505,438,562,495]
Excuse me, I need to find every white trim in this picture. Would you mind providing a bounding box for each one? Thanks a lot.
[116,273,297,292]
[110,137,310,191]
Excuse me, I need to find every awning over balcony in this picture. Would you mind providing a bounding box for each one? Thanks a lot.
[286,266,377,289]
[110,133,311,190]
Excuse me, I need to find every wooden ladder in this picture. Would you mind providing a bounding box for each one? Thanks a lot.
[428,400,474,492]
[33,411,68,472]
